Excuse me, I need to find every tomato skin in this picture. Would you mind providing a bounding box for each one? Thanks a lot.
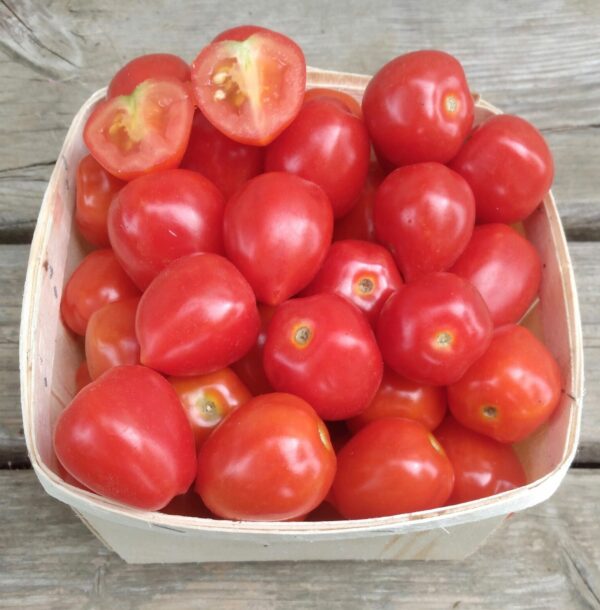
[75,361,92,393]
[54,365,197,511]
[263,293,383,421]
[136,253,260,376]
[303,88,362,119]
[362,50,473,167]
[448,325,562,443]
[108,168,225,290]
[212,25,270,43]
[374,162,475,280]
[377,272,493,386]
[332,418,454,519]
[224,172,333,305]
[435,416,526,504]
[449,115,554,223]
[265,99,370,218]
[195,393,336,521]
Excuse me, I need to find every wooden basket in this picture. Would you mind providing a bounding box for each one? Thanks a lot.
[19,68,584,563]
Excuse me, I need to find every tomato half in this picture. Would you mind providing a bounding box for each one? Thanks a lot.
[212,25,270,43]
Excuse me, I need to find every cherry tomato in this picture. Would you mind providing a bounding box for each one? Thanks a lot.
[191,30,306,145]
[362,50,473,167]
[264,293,383,420]
[195,393,336,521]
[435,416,526,504]
[301,239,403,327]
[136,253,260,376]
[374,162,475,280]
[108,168,225,290]
[75,154,124,247]
[448,325,562,443]
[265,98,370,218]
[60,249,140,336]
[449,224,542,326]
[303,88,362,118]
[84,79,194,181]
[54,365,197,510]
[332,418,454,519]
[377,272,493,386]
[212,25,270,43]
[75,361,92,393]
[224,172,333,305]
[449,115,554,223]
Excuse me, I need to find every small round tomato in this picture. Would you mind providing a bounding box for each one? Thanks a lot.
[332,418,454,519]
[85,297,140,380]
[448,325,562,443]
[108,168,225,290]
[75,154,124,247]
[191,30,306,145]
[75,361,92,393]
[169,368,252,448]
[195,393,336,521]
[303,88,362,118]
[212,25,270,43]
[224,172,333,305]
[374,162,475,280]
[377,272,493,386]
[449,115,554,223]
[136,253,260,376]
[435,416,526,504]
[362,50,473,167]
[450,224,542,326]
[84,79,194,181]
[301,240,403,327]
[264,293,383,421]
[60,249,140,336]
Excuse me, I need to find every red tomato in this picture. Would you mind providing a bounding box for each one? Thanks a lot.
[75,154,124,247]
[195,393,336,521]
[374,162,475,280]
[332,418,454,519]
[191,30,306,145]
[75,361,92,393]
[180,110,264,200]
[264,293,383,420]
[224,172,333,305]
[377,272,493,386]
[301,240,403,327]
[169,368,252,448]
[84,79,194,181]
[60,249,140,336]
[448,325,562,443]
[85,297,140,380]
[435,416,526,504]
[449,115,554,223]
[449,224,542,326]
[303,88,362,118]
[362,50,473,167]
[212,25,270,43]
[265,98,370,217]
[108,169,225,290]
[107,53,190,98]
[54,365,197,510]
[136,253,260,376]
[347,368,447,433]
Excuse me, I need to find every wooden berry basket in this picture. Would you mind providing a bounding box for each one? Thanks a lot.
[19,67,584,563]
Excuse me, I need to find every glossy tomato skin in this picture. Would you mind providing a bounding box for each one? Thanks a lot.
[435,416,526,504]
[449,224,542,326]
[212,24,270,43]
[136,253,260,376]
[60,249,140,336]
[224,172,333,305]
[374,163,475,280]
[75,361,92,393]
[301,240,403,327]
[303,88,362,118]
[54,365,197,510]
[448,325,562,443]
[377,272,493,386]
[195,393,336,521]
[265,98,370,218]
[332,418,454,519]
[108,168,225,290]
[362,50,473,167]
[264,294,383,420]
[75,154,124,247]
[449,115,554,223]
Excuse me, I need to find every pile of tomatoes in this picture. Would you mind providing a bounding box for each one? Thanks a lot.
[54,25,561,522]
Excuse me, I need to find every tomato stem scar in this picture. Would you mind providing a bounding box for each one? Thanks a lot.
[482,405,498,419]
[294,326,311,345]
[357,277,375,294]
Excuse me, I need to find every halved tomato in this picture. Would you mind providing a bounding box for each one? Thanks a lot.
[212,25,270,43]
